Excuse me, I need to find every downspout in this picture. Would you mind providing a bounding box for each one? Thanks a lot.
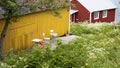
[89,12,92,23]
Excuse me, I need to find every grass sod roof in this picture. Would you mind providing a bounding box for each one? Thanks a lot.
[0,0,70,19]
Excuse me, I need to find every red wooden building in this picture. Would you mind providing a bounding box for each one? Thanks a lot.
[70,0,117,23]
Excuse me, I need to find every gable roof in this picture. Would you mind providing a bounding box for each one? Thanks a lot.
[78,0,117,13]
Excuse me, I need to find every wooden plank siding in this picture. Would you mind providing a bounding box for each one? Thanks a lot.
[0,9,69,53]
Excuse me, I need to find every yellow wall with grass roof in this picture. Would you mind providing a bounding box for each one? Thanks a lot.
[0,9,69,53]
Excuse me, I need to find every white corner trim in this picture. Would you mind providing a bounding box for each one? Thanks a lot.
[89,12,92,23]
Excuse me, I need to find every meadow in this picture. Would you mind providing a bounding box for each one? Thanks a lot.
[0,23,120,68]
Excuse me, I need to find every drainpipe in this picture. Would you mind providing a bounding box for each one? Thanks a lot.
[89,12,92,23]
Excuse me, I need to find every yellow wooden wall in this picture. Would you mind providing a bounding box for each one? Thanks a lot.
[0,9,69,53]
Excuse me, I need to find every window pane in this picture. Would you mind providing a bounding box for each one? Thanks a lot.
[94,12,99,19]
[102,10,107,18]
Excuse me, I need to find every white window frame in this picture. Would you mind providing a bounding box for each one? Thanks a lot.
[94,11,99,20]
[102,10,107,18]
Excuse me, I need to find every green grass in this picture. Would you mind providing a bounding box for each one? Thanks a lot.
[1,23,120,68]
[70,23,120,68]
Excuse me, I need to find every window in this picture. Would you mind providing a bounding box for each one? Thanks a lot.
[102,10,107,18]
[94,11,99,20]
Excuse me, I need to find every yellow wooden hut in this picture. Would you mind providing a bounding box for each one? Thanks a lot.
[0,8,69,52]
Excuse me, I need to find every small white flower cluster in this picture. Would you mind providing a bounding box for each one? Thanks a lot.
[87,47,109,59]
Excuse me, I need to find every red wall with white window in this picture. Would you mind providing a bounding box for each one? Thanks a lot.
[91,9,116,23]
[71,0,90,22]
[71,0,116,23]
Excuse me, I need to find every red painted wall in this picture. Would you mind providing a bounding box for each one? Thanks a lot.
[91,9,116,23]
[71,0,116,23]
[71,0,90,22]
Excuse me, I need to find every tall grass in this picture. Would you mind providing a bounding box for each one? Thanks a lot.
[0,23,120,68]
[71,23,120,67]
